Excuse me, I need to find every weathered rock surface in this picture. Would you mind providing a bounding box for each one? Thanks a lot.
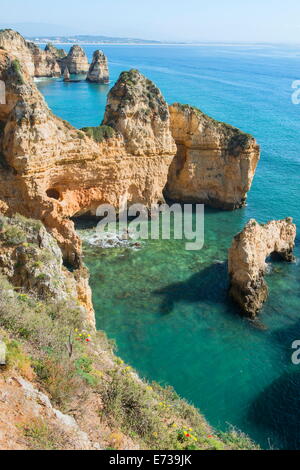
[228,218,296,317]
[0,36,260,277]
[44,43,67,60]
[86,50,109,83]
[60,45,89,74]
[63,66,70,81]
[0,374,98,450]
[0,215,94,325]
[0,55,175,267]
[165,104,260,209]
[103,69,176,157]
[0,29,61,77]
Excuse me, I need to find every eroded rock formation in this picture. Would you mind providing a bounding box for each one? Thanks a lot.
[63,66,70,81]
[0,58,175,267]
[228,218,296,317]
[86,50,109,83]
[0,45,261,270]
[0,214,94,325]
[103,69,176,156]
[60,45,89,74]
[44,43,67,60]
[165,104,260,210]
[0,29,61,77]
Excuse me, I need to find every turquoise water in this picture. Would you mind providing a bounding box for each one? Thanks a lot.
[37,44,300,449]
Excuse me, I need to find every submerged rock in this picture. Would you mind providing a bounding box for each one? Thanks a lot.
[228,218,296,317]
[165,103,260,210]
[86,50,109,83]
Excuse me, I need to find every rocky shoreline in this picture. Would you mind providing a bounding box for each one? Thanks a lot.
[1,27,294,451]
[0,29,110,83]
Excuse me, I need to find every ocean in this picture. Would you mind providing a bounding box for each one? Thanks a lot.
[36,43,300,449]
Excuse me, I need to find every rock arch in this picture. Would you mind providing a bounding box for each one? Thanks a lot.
[228,218,296,317]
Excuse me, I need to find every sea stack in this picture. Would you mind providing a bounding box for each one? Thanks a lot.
[228,218,296,317]
[86,50,109,83]
[165,103,260,210]
[102,69,176,156]
[44,43,67,60]
[61,45,89,74]
[63,66,70,81]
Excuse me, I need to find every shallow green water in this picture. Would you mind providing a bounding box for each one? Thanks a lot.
[37,43,300,449]
[79,210,300,450]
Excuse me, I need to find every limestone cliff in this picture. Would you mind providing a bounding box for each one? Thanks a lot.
[0,29,61,77]
[86,50,109,83]
[103,69,176,157]
[0,46,260,267]
[165,104,260,210]
[60,45,89,74]
[228,218,296,317]
[0,54,175,266]
[0,214,94,325]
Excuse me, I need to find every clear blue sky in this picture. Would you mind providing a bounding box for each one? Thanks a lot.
[1,0,300,43]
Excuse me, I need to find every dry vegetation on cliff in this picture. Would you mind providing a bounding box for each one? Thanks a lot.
[0,215,259,450]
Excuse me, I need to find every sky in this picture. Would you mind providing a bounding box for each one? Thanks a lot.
[1,0,300,43]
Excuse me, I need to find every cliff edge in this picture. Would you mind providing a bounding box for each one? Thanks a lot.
[165,103,260,210]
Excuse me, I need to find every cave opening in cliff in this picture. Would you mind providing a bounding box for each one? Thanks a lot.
[46,188,60,200]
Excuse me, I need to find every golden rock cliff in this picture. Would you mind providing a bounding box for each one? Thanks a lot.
[165,104,260,209]
[0,56,176,266]
[60,45,89,74]
[0,29,61,77]
[86,50,109,83]
[102,69,176,157]
[228,218,296,317]
[0,46,261,266]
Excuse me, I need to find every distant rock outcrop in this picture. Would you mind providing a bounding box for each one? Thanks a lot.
[44,43,67,60]
[86,50,109,83]
[60,45,89,74]
[165,104,260,210]
[63,66,70,81]
[228,218,296,317]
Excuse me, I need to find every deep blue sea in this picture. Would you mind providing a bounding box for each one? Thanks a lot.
[37,44,300,449]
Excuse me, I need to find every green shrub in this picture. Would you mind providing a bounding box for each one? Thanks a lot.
[0,224,27,245]
[100,368,161,441]
[11,59,24,85]
[81,125,115,143]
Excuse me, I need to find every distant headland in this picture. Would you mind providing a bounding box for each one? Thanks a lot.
[26,34,165,45]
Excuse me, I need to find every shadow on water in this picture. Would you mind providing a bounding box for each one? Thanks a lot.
[249,371,300,449]
[153,261,236,315]
[268,319,300,364]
